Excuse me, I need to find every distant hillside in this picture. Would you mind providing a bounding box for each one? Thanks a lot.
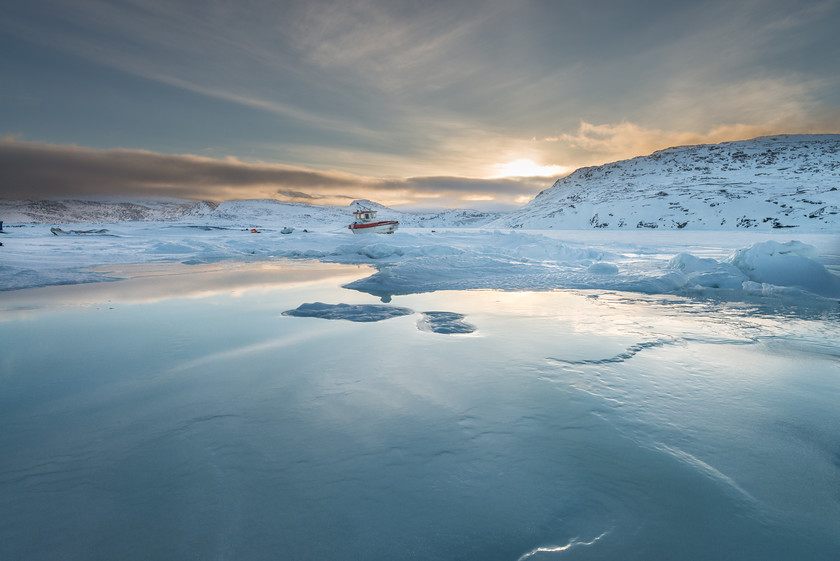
[0,197,503,229]
[489,134,840,230]
[0,199,218,224]
[5,135,839,232]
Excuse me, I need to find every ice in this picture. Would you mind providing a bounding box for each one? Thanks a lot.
[0,264,114,291]
[727,240,840,298]
[2,139,839,558]
[2,274,838,560]
[516,532,609,561]
[332,242,407,260]
[668,253,748,289]
[282,302,413,322]
[343,253,559,298]
[282,303,477,334]
[586,261,619,275]
[2,223,838,306]
[665,240,840,298]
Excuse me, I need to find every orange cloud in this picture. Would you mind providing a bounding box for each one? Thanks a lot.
[553,116,840,168]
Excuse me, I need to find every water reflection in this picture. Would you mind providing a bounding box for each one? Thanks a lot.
[417,311,477,334]
[0,260,373,318]
[1,265,838,560]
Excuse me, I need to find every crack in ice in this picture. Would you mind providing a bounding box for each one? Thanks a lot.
[652,442,761,507]
[546,338,675,365]
[515,531,608,561]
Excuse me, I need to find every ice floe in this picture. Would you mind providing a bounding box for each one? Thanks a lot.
[282,302,413,322]
[282,303,478,335]
[727,241,840,298]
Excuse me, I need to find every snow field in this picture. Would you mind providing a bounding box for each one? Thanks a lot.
[1,223,838,303]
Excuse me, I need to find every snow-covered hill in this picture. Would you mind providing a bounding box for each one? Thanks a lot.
[0,198,219,224]
[0,197,503,229]
[3,135,839,231]
[489,135,840,231]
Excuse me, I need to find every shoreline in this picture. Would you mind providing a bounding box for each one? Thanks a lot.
[0,260,373,314]
[1,226,838,301]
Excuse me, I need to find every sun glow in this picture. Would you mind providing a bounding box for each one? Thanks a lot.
[491,158,570,178]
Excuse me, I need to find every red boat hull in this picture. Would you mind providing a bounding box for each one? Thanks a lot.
[348,220,399,234]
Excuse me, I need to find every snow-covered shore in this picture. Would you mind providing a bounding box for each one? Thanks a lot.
[2,136,839,300]
[2,220,838,305]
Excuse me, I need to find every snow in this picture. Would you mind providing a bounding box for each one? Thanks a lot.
[3,135,840,561]
[1,135,839,301]
[1,221,837,306]
[491,134,840,231]
[4,137,839,236]
[0,197,504,229]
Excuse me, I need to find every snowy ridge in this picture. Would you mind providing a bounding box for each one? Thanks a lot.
[0,198,218,224]
[491,135,840,231]
[3,135,840,232]
[0,197,503,229]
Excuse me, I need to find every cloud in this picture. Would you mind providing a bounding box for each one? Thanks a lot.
[0,139,551,209]
[0,139,348,197]
[275,189,318,200]
[289,0,501,93]
[4,0,839,188]
[552,114,840,168]
[0,138,367,201]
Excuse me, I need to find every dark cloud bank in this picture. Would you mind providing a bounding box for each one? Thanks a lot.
[0,139,548,208]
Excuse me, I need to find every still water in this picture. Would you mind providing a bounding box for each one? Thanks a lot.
[1,261,838,560]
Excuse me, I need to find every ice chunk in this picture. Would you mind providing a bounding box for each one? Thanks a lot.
[727,241,840,298]
[667,253,747,290]
[343,254,556,298]
[587,262,619,275]
[282,302,413,322]
[332,243,405,260]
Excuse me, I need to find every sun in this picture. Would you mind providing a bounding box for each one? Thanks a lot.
[491,158,570,178]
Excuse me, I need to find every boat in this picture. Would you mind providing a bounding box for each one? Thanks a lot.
[348,208,399,234]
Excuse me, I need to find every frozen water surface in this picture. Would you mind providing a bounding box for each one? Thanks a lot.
[1,260,839,560]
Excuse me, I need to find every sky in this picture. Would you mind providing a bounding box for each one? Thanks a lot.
[2,0,839,209]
